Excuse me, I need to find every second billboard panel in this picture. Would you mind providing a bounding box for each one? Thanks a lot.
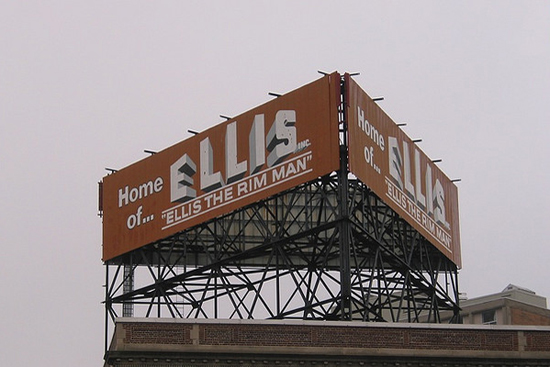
[346,75,461,267]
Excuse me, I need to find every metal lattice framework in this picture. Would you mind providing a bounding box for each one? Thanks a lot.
[103,75,460,350]
[104,175,459,324]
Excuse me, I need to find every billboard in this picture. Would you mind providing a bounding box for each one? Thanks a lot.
[346,75,461,267]
[102,73,341,261]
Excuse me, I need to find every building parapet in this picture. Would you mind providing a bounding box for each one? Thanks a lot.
[105,318,550,367]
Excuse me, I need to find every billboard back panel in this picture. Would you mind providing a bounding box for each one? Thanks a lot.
[346,75,461,267]
[102,73,341,261]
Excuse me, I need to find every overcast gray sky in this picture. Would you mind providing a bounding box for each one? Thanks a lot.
[1,1,549,366]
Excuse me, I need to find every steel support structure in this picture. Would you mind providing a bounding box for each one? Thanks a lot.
[104,176,460,319]
[103,76,460,350]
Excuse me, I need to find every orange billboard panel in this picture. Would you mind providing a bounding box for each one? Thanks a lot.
[346,75,461,267]
[102,73,341,261]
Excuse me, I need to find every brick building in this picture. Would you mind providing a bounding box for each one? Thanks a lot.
[440,285,550,326]
[104,318,550,367]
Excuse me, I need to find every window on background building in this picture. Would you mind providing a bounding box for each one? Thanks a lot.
[482,309,497,325]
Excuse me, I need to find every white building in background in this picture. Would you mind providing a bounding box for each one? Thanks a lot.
[442,284,550,325]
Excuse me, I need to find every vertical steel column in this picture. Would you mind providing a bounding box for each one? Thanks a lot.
[338,75,352,320]
[104,262,109,354]
[122,264,134,317]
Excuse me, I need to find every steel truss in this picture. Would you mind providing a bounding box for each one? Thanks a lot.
[104,175,459,323]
